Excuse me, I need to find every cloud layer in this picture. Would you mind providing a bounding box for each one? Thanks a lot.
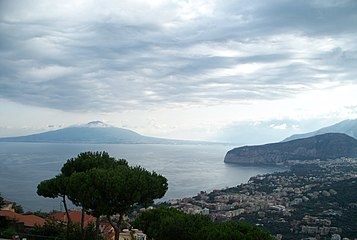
[1,0,357,113]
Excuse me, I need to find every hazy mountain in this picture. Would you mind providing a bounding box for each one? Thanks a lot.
[224,133,357,165]
[0,121,205,144]
[283,119,357,142]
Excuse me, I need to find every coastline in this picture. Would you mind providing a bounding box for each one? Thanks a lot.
[0,142,282,211]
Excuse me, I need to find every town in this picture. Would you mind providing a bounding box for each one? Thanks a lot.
[162,158,357,240]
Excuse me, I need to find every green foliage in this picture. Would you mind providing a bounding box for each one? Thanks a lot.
[37,151,167,240]
[0,227,16,239]
[32,217,66,237]
[37,151,127,240]
[83,222,100,240]
[37,151,130,207]
[37,152,127,201]
[31,218,99,240]
[0,193,4,209]
[37,174,69,199]
[134,207,273,240]
[13,202,24,214]
[0,216,9,229]
[68,164,168,217]
[32,210,49,219]
[61,151,128,177]
[65,152,167,240]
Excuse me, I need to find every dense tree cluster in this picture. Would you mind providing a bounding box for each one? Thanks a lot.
[134,207,273,240]
[37,151,168,240]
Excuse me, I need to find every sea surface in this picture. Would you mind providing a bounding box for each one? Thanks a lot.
[0,142,284,211]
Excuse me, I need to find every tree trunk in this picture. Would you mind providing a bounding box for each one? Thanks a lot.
[62,195,71,240]
[80,207,85,240]
[95,217,100,240]
[62,195,72,223]
[107,214,123,240]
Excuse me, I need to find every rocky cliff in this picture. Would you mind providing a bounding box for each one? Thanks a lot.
[224,133,357,165]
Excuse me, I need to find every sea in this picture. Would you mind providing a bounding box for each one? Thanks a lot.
[0,142,284,212]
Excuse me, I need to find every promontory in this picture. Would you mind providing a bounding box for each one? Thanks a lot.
[224,133,357,165]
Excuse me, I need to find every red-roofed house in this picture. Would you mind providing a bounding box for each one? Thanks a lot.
[50,210,96,227]
[99,222,115,240]
[0,210,45,228]
[49,211,147,240]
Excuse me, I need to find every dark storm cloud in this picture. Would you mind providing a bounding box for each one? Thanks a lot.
[0,0,356,112]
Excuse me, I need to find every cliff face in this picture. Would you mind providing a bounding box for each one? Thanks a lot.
[224,133,357,165]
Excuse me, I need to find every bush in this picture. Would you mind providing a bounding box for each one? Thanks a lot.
[133,207,273,240]
[31,218,98,240]
[1,227,17,239]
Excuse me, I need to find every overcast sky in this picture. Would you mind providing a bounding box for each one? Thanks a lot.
[1,0,357,143]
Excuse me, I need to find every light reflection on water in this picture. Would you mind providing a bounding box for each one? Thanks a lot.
[0,142,284,211]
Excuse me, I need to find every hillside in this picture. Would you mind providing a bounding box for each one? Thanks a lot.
[224,133,357,165]
[0,121,202,144]
[283,119,357,142]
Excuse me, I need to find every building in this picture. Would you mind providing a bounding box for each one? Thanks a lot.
[201,208,210,215]
[50,211,147,240]
[50,210,96,227]
[0,200,15,212]
[0,210,45,229]
[119,229,146,240]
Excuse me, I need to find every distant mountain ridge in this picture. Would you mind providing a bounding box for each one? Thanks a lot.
[0,121,206,144]
[283,119,357,142]
[224,133,357,165]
